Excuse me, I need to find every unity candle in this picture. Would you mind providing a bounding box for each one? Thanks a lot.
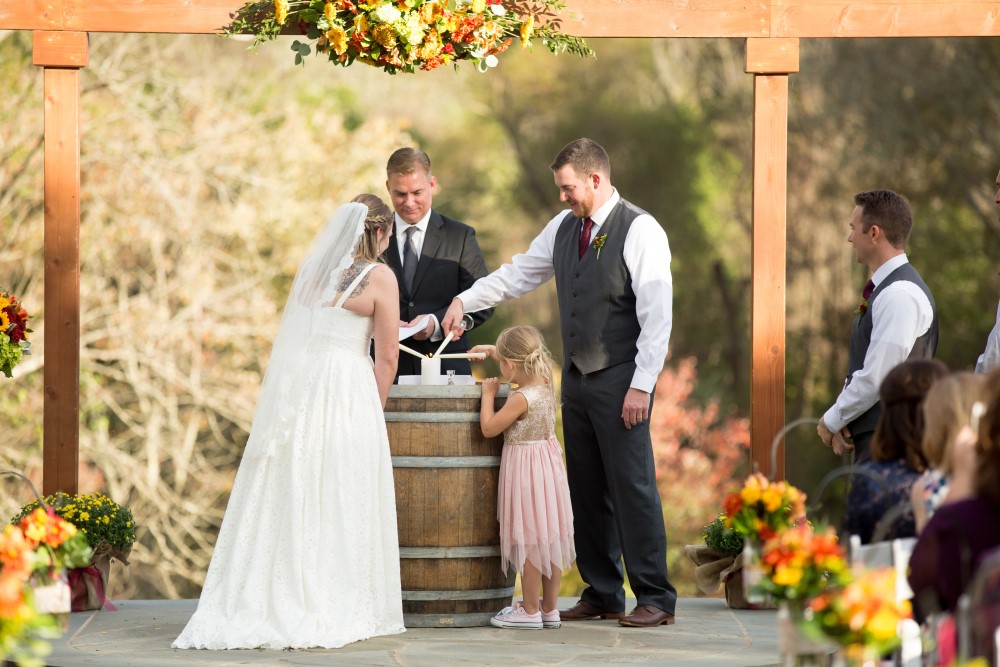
[420,356,442,385]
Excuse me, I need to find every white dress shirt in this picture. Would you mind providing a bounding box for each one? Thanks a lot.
[823,254,935,433]
[456,190,672,393]
[976,298,1000,374]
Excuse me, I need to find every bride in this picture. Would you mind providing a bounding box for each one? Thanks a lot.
[173,193,404,650]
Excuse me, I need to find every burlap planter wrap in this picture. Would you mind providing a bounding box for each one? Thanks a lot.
[683,545,776,610]
[69,542,130,612]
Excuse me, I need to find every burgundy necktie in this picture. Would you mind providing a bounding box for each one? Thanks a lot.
[579,217,594,259]
[862,279,875,301]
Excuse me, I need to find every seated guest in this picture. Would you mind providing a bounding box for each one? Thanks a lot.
[909,367,1000,621]
[911,372,984,533]
[843,359,948,544]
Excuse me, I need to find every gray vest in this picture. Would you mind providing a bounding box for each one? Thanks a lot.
[845,262,938,436]
[553,199,645,375]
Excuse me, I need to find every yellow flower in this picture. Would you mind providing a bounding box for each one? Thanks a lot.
[274,0,290,25]
[373,23,396,48]
[761,487,782,513]
[772,565,803,587]
[471,0,486,13]
[324,1,337,24]
[80,512,90,522]
[419,1,441,23]
[519,16,533,47]
[740,484,761,506]
[0,311,8,329]
[354,13,369,33]
[326,26,348,54]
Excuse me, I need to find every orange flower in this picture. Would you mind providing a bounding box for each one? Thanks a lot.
[0,525,32,578]
[0,570,29,620]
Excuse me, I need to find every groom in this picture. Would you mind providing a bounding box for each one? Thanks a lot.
[382,148,493,378]
[443,138,677,627]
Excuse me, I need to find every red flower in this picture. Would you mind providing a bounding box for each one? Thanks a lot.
[443,43,454,54]
[723,493,742,516]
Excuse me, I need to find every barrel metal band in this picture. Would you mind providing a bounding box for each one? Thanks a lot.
[385,411,480,423]
[401,587,515,601]
[391,456,500,468]
[403,612,497,628]
[399,546,501,559]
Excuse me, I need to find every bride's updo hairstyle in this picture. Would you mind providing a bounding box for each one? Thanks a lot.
[351,193,393,263]
[495,326,557,403]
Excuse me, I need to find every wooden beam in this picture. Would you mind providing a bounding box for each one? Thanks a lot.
[38,35,86,495]
[5,0,1000,37]
[749,73,789,481]
[772,1,1000,37]
[745,37,799,74]
[32,30,89,67]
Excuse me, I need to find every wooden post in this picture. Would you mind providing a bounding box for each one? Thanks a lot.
[34,31,89,496]
[745,38,798,480]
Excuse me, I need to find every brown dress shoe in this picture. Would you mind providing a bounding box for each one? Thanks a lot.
[618,604,675,627]
[559,600,624,621]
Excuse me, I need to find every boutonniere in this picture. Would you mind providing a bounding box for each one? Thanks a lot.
[592,233,608,260]
[854,298,869,317]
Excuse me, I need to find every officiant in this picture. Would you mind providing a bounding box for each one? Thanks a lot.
[380,147,494,379]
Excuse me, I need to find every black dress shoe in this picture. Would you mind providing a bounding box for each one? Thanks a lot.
[559,600,624,621]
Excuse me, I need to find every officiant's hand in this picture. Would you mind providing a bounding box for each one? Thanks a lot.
[406,314,435,340]
[442,298,465,337]
[621,388,650,429]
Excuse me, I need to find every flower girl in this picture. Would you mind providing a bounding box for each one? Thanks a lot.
[473,326,575,630]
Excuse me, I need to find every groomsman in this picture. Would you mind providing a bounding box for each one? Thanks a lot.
[817,189,938,461]
[381,148,493,378]
[444,138,678,628]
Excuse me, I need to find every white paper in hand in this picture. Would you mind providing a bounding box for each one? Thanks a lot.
[398,315,431,341]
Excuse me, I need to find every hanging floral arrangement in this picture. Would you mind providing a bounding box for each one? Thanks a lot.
[223,0,594,74]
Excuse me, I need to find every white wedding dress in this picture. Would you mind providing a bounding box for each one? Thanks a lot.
[173,263,405,650]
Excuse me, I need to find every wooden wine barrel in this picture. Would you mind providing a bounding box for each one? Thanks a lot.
[385,383,515,628]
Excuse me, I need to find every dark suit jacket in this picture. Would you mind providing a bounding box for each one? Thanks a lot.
[380,210,493,378]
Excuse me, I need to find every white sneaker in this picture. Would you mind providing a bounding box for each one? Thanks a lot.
[541,608,561,629]
[490,605,543,630]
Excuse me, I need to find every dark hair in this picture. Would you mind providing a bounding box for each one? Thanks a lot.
[975,367,1000,502]
[549,138,611,180]
[386,147,431,178]
[870,358,949,470]
[853,189,913,249]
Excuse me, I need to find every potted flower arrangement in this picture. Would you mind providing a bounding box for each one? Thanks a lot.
[1,499,91,666]
[802,567,912,666]
[685,514,765,609]
[0,288,31,378]
[13,492,137,612]
[223,0,594,74]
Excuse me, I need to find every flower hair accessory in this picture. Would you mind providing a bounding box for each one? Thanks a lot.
[592,233,607,260]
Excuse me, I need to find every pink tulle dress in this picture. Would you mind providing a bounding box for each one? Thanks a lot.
[497,384,576,577]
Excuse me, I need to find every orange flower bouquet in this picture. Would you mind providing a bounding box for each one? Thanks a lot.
[224,0,594,74]
[1,505,92,666]
[803,567,912,659]
[723,472,807,543]
[756,523,851,605]
[0,289,31,378]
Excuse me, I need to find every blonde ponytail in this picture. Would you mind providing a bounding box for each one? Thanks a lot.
[495,326,557,404]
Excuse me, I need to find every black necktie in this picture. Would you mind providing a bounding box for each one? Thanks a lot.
[579,217,594,259]
[402,226,418,293]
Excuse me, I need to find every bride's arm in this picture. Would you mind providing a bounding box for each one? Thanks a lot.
[371,265,400,408]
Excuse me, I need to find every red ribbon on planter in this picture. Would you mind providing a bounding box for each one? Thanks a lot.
[68,565,118,612]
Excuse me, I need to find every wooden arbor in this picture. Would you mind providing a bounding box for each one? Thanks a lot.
[2,0,999,494]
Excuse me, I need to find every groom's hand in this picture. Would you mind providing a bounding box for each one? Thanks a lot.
[442,298,465,337]
[621,388,650,430]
